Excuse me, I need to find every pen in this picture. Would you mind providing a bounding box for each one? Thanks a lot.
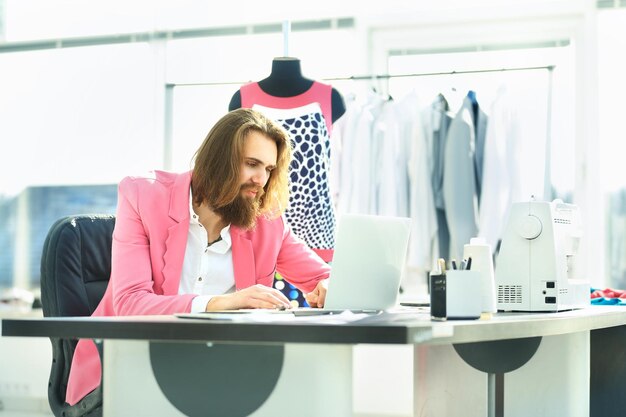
[438,258,447,274]
[451,259,457,270]
[465,256,472,270]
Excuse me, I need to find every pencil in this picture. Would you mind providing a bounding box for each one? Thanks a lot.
[438,258,447,274]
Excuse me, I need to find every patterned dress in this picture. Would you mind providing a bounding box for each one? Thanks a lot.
[240,81,337,263]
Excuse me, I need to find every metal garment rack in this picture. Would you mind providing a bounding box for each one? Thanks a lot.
[163,64,555,203]
[325,64,555,81]
[165,64,554,87]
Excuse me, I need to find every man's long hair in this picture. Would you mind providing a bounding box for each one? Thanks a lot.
[191,108,291,219]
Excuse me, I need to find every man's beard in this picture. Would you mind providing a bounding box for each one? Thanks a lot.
[213,184,264,229]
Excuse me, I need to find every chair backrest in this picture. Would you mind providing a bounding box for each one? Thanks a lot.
[40,214,115,417]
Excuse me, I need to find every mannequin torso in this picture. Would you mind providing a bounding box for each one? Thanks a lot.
[229,57,344,263]
[229,57,346,122]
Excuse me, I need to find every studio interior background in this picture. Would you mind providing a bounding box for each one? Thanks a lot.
[0,0,625,305]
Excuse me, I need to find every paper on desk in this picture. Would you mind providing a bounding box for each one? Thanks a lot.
[199,310,369,324]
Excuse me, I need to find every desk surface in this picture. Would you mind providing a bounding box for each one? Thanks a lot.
[3,306,626,345]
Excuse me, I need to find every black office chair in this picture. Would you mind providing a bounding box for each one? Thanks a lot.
[40,214,116,417]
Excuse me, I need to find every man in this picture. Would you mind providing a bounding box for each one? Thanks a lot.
[65,108,331,405]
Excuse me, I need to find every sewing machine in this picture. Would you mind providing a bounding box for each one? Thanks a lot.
[495,198,589,312]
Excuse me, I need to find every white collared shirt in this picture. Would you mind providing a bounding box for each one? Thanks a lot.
[179,189,235,312]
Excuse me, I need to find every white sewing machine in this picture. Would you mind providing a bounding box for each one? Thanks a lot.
[495,198,589,312]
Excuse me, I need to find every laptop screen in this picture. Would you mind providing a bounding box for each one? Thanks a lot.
[324,214,411,311]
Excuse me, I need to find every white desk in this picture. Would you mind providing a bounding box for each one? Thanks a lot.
[3,306,626,417]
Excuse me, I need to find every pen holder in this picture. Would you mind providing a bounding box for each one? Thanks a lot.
[430,270,482,320]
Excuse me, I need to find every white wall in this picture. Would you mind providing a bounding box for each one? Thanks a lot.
[0,43,160,195]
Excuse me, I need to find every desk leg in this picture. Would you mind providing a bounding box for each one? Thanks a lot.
[590,325,626,417]
[103,340,352,417]
[486,373,504,417]
[487,373,495,417]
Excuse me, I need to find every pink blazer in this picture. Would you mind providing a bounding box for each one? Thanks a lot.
[65,170,330,405]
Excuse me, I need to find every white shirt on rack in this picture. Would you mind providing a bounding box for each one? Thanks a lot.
[399,90,437,272]
[179,189,235,312]
[347,91,386,215]
[478,84,522,252]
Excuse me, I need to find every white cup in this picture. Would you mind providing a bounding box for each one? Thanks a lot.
[463,237,497,313]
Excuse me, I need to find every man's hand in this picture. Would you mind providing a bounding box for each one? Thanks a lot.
[205,284,291,311]
[305,279,329,308]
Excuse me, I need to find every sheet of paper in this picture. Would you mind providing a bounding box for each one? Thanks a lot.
[180,310,370,324]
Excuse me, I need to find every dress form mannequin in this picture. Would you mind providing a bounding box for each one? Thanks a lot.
[229,57,346,122]
[229,57,346,307]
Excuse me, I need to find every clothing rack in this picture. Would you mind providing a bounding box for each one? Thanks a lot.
[324,64,555,82]
[165,65,555,88]
[327,64,556,202]
[163,64,555,200]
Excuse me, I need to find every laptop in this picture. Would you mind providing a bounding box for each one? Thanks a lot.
[176,213,411,318]
[322,213,411,311]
